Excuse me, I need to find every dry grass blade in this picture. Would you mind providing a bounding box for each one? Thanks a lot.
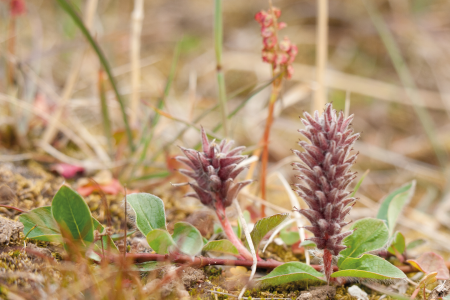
[276,172,310,265]
[56,0,135,152]
[234,199,257,299]
[42,0,98,146]
[313,0,328,111]
[130,0,144,127]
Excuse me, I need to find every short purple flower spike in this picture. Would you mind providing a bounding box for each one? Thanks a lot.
[175,128,253,260]
[293,103,360,282]
[176,128,252,210]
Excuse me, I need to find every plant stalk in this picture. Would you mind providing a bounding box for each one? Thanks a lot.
[214,0,228,137]
[323,248,333,284]
[123,253,440,274]
[216,202,253,260]
[314,0,328,111]
[260,79,282,217]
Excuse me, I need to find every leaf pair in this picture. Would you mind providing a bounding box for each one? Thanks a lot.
[147,222,204,256]
[258,218,406,286]
[20,186,118,253]
[126,193,207,257]
[334,218,405,280]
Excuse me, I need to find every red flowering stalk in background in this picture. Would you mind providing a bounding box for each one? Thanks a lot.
[254,7,298,217]
[176,128,253,260]
[293,103,360,283]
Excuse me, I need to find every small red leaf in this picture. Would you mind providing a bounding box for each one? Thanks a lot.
[407,252,449,280]
[51,163,84,179]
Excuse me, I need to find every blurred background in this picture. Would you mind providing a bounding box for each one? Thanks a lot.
[1,0,450,257]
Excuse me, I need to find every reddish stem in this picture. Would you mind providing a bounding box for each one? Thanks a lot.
[260,79,282,218]
[323,249,333,284]
[215,202,253,261]
[0,204,27,213]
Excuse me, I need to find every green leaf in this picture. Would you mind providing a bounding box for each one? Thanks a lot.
[256,262,325,286]
[19,206,63,243]
[280,229,300,246]
[92,218,119,253]
[406,238,426,250]
[202,240,239,256]
[146,229,175,254]
[135,261,161,272]
[110,230,136,241]
[300,240,316,248]
[351,169,370,197]
[332,254,406,280]
[127,193,166,236]
[51,186,94,246]
[338,218,389,267]
[172,222,203,256]
[376,181,416,236]
[388,231,405,255]
[245,213,289,250]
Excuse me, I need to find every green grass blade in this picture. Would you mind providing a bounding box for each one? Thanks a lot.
[56,0,134,152]
[214,0,228,137]
[351,169,370,197]
[98,71,113,155]
[128,41,181,181]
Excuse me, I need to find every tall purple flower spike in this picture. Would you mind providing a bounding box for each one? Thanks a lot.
[293,103,360,283]
[176,128,252,210]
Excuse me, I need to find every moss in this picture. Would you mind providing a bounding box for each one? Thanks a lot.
[203,266,223,282]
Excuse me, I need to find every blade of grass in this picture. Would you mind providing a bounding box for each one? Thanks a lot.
[214,0,228,137]
[56,0,134,152]
[313,0,328,111]
[98,70,113,155]
[130,0,144,127]
[128,41,181,181]
[351,169,370,197]
[362,0,447,167]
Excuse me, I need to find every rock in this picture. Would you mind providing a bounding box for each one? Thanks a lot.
[26,243,52,258]
[297,285,336,300]
[180,266,205,288]
[156,266,205,298]
[348,285,369,300]
[428,280,450,300]
[0,216,23,245]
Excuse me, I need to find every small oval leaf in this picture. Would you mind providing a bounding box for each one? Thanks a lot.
[338,218,389,267]
[146,229,175,254]
[245,213,289,250]
[377,181,416,236]
[172,222,203,256]
[127,193,166,236]
[19,206,62,243]
[387,231,405,255]
[256,262,325,286]
[51,185,94,246]
[407,252,450,279]
[333,254,406,280]
[406,238,426,250]
[280,229,300,246]
[203,240,239,256]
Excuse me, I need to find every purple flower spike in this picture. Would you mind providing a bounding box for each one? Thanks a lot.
[293,103,360,283]
[176,128,254,260]
[176,128,251,210]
